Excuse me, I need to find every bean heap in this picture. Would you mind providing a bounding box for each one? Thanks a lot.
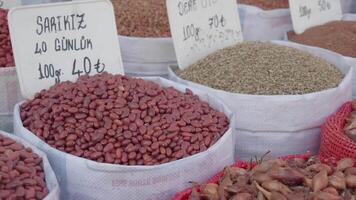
[0,135,48,199]
[0,9,15,68]
[20,73,229,166]
[177,42,343,95]
[288,21,356,58]
[345,101,356,141]
[237,0,288,10]
[189,157,356,200]
[111,0,170,37]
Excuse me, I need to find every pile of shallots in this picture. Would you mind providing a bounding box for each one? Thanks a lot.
[189,157,356,200]
[345,101,356,141]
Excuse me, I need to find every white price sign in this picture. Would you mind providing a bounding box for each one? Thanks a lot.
[167,0,243,69]
[8,0,124,99]
[0,0,21,9]
[289,0,342,34]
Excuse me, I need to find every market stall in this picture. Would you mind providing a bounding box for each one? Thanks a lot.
[0,0,354,199]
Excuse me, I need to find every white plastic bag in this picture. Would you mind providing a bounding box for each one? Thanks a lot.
[14,77,235,200]
[285,14,356,98]
[0,67,23,132]
[0,130,60,200]
[119,36,177,78]
[169,41,353,160]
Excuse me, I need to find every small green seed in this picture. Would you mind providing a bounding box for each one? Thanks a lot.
[177,42,343,95]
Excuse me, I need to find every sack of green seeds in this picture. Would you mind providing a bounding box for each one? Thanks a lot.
[169,41,353,160]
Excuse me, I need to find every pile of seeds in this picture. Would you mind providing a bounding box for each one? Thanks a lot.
[237,0,288,10]
[20,73,229,166]
[0,9,15,68]
[177,42,343,95]
[111,0,170,37]
[189,157,356,200]
[0,135,48,199]
[288,21,356,58]
[344,101,356,141]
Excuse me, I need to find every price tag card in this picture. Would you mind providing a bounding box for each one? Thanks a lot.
[166,0,243,69]
[8,0,124,99]
[289,0,342,34]
[0,0,21,9]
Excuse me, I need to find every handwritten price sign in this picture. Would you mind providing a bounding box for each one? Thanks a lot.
[167,0,243,69]
[289,0,342,34]
[8,0,124,98]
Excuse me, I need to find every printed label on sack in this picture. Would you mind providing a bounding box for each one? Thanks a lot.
[8,0,124,99]
[289,0,342,34]
[166,0,243,69]
[0,0,21,9]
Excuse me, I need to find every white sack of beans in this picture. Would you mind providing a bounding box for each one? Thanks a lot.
[13,76,234,200]
[321,14,356,99]
[0,130,60,200]
[238,0,353,41]
[169,40,353,160]
[284,14,356,99]
[119,36,176,78]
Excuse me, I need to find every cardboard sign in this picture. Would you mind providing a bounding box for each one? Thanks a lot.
[167,0,243,69]
[8,0,124,99]
[289,0,342,34]
[0,0,21,9]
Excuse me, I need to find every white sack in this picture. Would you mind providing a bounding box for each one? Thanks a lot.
[0,131,60,200]
[341,0,354,13]
[238,0,352,41]
[21,0,52,5]
[169,40,353,160]
[238,4,292,41]
[14,77,235,200]
[119,36,177,78]
[285,14,356,98]
[333,14,356,99]
[0,67,23,132]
